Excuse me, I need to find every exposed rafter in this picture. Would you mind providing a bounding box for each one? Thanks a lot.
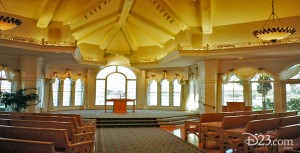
[63,1,98,25]
[100,24,122,50]
[129,20,163,48]
[119,0,134,23]
[200,0,213,34]
[36,0,61,28]
[77,20,117,43]
[130,13,175,39]
[71,12,120,34]
[121,26,138,51]
[159,0,188,30]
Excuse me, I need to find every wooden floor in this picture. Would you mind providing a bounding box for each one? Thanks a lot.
[160,125,222,153]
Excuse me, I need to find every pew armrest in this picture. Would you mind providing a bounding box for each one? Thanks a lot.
[77,126,95,133]
[65,141,94,153]
[72,132,95,143]
[184,121,201,137]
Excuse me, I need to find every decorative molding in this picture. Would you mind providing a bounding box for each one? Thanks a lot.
[0,33,77,47]
[179,37,300,51]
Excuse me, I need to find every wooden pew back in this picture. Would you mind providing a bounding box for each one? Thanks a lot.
[280,116,300,127]
[246,118,282,134]
[0,114,22,119]
[260,110,274,114]
[222,115,256,129]
[200,112,235,123]
[0,137,56,153]
[255,113,280,120]
[0,125,69,149]
[0,119,9,125]
[9,119,75,140]
[278,124,300,139]
[280,111,299,117]
[22,115,79,132]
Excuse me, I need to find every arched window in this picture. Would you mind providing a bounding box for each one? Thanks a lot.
[161,79,169,106]
[251,73,274,110]
[173,80,181,106]
[223,74,243,105]
[75,79,83,106]
[149,80,158,106]
[0,70,11,93]
[63,78,72,106]
[52,78,60,107]
[95,66,136,105]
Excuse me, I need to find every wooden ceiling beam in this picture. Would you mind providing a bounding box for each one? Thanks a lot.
[129,21,163,48]
[160,0,188,30]
[121,26,138,51]
[200,0,213,34]
[71,12,120,34]
[119,0,134,23]
[100,24,122,50]
[76,20,117,43]
[130,13,175,39]
[63,1,98,25]
[36,0,62,28]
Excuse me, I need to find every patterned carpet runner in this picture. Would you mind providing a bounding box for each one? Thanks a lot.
[97,127,205,153]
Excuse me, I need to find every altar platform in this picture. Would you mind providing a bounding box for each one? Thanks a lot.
[55,110,199,127]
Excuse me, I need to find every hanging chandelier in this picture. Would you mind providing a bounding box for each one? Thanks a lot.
[0,16,22,31]
[252,0,296,43]
[0,1,22,31]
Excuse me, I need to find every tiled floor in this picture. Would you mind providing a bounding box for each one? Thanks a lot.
[160,125,222,153]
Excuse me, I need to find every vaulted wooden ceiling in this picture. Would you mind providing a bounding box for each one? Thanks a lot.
[0,0,300,67]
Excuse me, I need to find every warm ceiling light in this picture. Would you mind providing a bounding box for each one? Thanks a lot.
[252,0,296,43]
[0,16,22,31]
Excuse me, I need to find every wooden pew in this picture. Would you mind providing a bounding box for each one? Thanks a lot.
[280,111,299,117]
[260,110,274,114]
[0,118,9,125]
[255,113,280,120]
[21,115,93,134]
[201,115,256,150]
[0,112,96,131]
[36,113,96,128]
[0,114,23,119]
[0,125,94,153]
[9,119,94,143]
[0,137,56,153]
[184,112,235,141]
[276,124,300,153]
[221,118,282,152]
[280,116,300,127]
[251,124,300,153]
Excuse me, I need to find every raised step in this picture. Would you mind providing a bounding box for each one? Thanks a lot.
[95,114,199,128]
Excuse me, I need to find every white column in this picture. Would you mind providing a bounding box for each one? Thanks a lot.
[274,80,284,113]
[19,56,43,113]
[198,61,219,113]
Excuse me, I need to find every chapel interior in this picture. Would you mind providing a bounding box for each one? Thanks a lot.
[0,0,300,153]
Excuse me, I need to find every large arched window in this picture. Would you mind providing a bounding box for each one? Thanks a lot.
[52,78,60,107]
[161,79,169,106]
[95,66,136,105]
[149,80,158,106]
[75,79,83,106]
[251,72,274,110]
[173,80,181,106]
[223,74,244,105]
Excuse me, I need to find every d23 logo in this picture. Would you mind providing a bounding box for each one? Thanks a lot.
[242,133,272,146]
